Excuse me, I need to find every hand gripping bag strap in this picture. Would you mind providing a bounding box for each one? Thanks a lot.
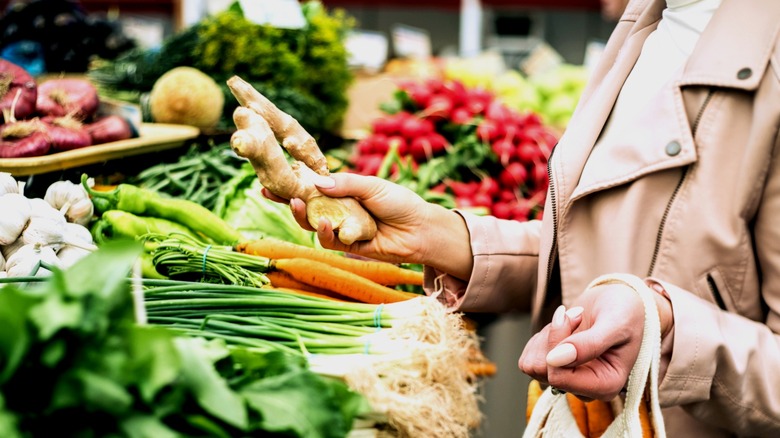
[523,273,666,438]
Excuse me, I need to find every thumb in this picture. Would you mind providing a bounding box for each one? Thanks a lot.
[320,172,383,199]
[545,306,584,367]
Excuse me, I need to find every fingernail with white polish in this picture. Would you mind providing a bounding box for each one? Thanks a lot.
[546,343,577,367]
[552,305,566,328]
[566,306,584,319]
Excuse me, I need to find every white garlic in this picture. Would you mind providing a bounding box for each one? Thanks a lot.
[0,249,5,271]
[44,180,93,225]
[0,172,19,196]
[6,243,61,277]
[56,245,92,268]
[29,198,66,221]
[64,222,94,247]
[1,238,25,260]
[0,193,32,245]
[22,216,97,252]
[0,271,6,279]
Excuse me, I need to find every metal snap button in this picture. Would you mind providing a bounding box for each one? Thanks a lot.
[665,140,681,156]
[737,68,752,80]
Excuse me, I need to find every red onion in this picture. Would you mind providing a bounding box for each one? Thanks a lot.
[85,115,133,144]
[0,120,51,158]
[36,78,99,121]
[0,60,37,122]
[42,115,92,151]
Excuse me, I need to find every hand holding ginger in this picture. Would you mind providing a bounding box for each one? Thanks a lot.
[227,76,377,245]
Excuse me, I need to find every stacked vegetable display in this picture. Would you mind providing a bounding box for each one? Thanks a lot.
[0,59,134,158]
[0,172,96,278]
[350,77,558,221]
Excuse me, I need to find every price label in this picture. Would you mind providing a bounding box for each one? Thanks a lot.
[239,0,306,29]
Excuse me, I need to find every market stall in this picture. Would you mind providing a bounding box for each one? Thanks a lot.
[0,0,595,436]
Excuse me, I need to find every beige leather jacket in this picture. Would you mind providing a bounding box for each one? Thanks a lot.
[425,0,780,435]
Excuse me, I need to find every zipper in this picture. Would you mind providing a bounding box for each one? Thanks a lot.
[543,145,559,287]
[706,274,728,310]
[647,90,714,276]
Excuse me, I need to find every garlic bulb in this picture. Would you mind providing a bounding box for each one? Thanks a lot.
[2,238,25,260]
[0,193,32,245]
[0,271,6,279]
[0,172,19,196]
[64,222,94,247]
[6,243,61,277]
[44,180,94,225]
[22,216,97,252]
[29,198,66,221]
[0,249,5,271]
[56,245,92,268]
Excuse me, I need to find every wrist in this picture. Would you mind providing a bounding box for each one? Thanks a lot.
[419,205,474,281]
[645,279,674,339]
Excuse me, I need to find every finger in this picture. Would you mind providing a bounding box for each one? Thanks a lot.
[545,306,583,367]
[518,328,553,383]
[261,187,289,204]
[289,198,316,232]
[318,172,382,199]
[557,312,640,367]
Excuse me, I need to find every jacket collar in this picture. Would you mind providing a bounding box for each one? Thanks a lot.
[681,0,780,90]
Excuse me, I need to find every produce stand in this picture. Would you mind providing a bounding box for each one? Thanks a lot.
[0,0,601,435]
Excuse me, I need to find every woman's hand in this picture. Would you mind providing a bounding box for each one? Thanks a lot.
[265,172,473,276]
[517,282,673,401]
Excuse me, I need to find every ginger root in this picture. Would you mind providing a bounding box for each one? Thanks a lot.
[227,77,377,245]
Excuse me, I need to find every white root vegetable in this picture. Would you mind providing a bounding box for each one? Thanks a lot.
[22,216,97,252]
[2,238,25,260]
[0,172,19,196]
[43,179,94,225]
[6,243,61,277]
[0,193,32,245]
[56,245,91,268]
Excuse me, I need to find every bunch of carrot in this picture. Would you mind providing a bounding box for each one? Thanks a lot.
[236,238,424,305]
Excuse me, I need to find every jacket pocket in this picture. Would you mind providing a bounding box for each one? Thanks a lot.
[701,269,736,312]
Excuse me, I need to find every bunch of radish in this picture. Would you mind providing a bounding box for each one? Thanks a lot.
[0,59,134,159]
[0,172,97,279]
[350,77,558,221]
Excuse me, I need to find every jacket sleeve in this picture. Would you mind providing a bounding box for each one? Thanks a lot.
[653,132,780,435]
[422,210,541,313]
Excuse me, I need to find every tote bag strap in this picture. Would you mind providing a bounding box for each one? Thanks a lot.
[523,273,666,438]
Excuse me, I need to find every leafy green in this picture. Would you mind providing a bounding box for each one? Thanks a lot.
[0,240,369,437]
[215,163,320,247]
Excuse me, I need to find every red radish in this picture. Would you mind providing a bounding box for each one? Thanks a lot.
[405,84,433,108]
[511,201,531,221]
[36,78,100,120]
[443,80,468,107]
[485,101,510,123]
[356,138,374,155]
[516,141,541,164]
[499,189,518,202]
[465,88,492,115]
[492,139,515,165]
[448,180,479,198]
[491,201,513,220]
[424,78,445,94]
[354,154,384,176]
[455,196,475,208]
[386,135,407,155]
[400,117,434,139]
[428,133,448,155]
[425,95,454,120]
[430,183,447,193]
[450,106,472,124]
[499,162,528,188]
[85,115,133,145]
[0,120,51,158]
[409,136,433,162]
[43,116,92,151]
[0,60,37,121]
[471,191,493,208]
[367,134,388,154]
[476,120,504,143]
[478,177,500,198]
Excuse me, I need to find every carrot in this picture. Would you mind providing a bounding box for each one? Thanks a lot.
[467,360,497,377]
[237,238,424,286]
[566,393,589,436]
[266,271,331,294]
[638,397,653,438]
[585,400,615,437]
[271,258,421,304]
[526,380,544,423]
